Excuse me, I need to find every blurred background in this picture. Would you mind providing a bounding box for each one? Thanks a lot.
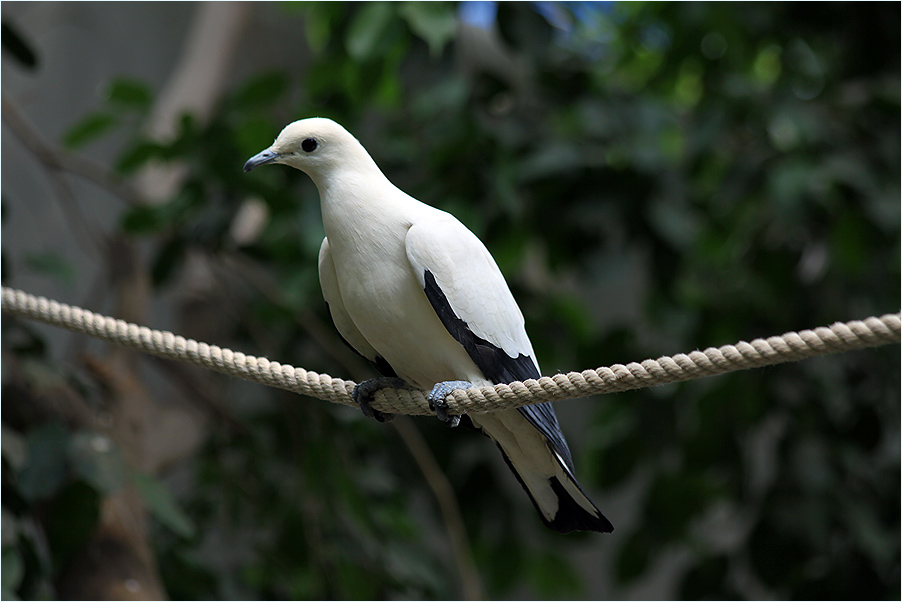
[2,2,899,599]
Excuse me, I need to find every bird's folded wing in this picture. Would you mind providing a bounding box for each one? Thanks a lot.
[318,237,381,364]
[405,218,539,375]
[407,219,580,478]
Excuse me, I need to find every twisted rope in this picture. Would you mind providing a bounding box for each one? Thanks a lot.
[2,287,899,416]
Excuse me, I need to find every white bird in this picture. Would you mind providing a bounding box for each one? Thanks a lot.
[244,118,613,533]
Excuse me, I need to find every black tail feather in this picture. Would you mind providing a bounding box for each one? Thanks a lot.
[496,444,614,534]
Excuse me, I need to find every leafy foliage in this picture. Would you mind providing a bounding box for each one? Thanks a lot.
[3,2,899,599]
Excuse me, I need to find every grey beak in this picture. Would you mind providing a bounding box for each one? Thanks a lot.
[243,149,281,172]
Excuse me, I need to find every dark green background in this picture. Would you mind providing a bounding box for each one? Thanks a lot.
[3,2,899,599]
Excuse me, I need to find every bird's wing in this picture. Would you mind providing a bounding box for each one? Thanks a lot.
[405,218,574,469]
[319,237,396,376]
[406,218,614,533]
[405,218,540,384]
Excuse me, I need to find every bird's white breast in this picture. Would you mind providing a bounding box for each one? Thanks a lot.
[320,188,487,389]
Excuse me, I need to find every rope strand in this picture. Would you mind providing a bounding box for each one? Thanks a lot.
[2,286,899,416]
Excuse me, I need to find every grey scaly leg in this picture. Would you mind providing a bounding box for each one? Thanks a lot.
[427,380,473,428]
[352,377,409,423]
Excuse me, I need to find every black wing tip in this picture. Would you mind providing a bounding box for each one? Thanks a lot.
[422,269,540,385]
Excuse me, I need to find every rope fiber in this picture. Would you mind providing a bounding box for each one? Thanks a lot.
[2,286,899,416]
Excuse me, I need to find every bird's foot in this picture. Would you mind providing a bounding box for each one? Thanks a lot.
[352,377,408,423]
[427,381,473,428]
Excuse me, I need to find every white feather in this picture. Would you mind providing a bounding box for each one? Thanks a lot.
[318,237,380,364]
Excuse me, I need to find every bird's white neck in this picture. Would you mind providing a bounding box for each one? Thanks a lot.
[314,160,422,248]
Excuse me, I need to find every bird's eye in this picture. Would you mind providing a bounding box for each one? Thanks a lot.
[301,138,318,153]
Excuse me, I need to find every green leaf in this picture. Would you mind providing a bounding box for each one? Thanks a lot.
[151,234,187,287]
[44,481,101,568]
[304,16,330,54]
[301,3,342,53]
[23,252,76,286]
[235,116,277,157]
[648,197,700,251]
[679,555,733,599]
[1,426,27,471]
[748,516,808,587]
[374,56,403,109]
[19,357,66,391]
[399,2,457,57]
[829,210,868,274]
[120,204,165,234]
[115,140,166,174]
[752,43,782,89]
[2,511,18,547]
[593,425,643,488]
[616,530,652,583]
[528,551,583,597]
[62,111,118,149]
[645,472,710,541]
[17,422,69,501]
[106,77,152,110]
[2,547,24,600]
[346,2,396,61]
[120,183,204,234]
[68,431,127,494]
[232,72,289,109]
[674,57,704,107]
[132,472,195,538]
[496,3,554,55]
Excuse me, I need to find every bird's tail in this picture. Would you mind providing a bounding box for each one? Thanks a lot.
[470,408,613,534]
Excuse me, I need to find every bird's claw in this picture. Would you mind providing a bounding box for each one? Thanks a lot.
[352,377,408,423]
[427,381,473,428]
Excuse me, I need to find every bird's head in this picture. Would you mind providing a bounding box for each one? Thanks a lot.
[243,117,369,178]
